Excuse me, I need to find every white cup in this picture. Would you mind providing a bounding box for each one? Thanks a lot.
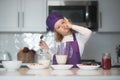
[56,55,67,64]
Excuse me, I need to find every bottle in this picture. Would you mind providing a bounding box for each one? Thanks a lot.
[102,53,111,70]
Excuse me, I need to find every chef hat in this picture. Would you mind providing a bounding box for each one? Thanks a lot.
[46,12,64,31]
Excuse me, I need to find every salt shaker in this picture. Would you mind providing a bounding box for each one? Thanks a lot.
[102,53,111,70]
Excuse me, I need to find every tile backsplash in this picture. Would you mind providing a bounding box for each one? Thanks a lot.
[0,32,54,61]
[0,32,120,65]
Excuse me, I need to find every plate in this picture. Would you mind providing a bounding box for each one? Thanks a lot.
[77,64,100,70]
[51,64,73,70]
[26,63,46,69]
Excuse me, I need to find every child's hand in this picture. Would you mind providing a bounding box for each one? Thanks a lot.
[39,40,49,49]
[64,17,73,29]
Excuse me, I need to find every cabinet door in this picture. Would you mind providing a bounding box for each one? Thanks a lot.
[21,0,47,32]
[0,0,20,32]
[98,0,120,32]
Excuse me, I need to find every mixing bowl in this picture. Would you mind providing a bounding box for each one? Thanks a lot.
[2,61,22,71]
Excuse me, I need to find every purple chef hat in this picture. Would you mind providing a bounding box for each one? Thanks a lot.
[46,12,64,31]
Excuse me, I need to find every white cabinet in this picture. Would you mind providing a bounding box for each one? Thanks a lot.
[98,0,120,32]
[0,0,19,32]
[0,0,47,32]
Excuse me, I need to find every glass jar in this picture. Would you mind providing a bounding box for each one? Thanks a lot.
[102,53,111,70]
[37,51,51,68]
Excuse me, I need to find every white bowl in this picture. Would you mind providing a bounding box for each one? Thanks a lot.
[77,64,100,70]
[2,61,22,71]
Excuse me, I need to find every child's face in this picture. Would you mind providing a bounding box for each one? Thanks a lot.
[54,19,70,36]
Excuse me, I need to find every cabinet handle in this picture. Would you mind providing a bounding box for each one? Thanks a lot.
[18,12,20,28]
[99,12,102,28]
[22,12,24,28]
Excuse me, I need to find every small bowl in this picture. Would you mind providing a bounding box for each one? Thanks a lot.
[2,61,22,71]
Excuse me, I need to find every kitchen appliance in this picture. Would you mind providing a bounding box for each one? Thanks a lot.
[0,51,11,63]
[48,0,98,31]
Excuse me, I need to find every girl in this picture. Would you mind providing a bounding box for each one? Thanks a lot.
[39,12,92,67]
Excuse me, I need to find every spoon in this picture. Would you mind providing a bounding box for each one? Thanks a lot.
[39,35,44,53]
[40,35,44,40]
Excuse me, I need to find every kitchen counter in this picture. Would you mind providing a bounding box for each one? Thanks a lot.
[0,68,120,80]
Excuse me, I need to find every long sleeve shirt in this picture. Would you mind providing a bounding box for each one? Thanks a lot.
[47,25,92,59]
[61,25,92,57]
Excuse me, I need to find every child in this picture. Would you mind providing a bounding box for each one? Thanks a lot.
[39,12,92,67]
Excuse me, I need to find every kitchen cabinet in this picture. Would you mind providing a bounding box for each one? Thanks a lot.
[0,0,47,32]
[98,0,120,32]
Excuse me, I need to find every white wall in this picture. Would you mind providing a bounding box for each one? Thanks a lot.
[82,32,120,65]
